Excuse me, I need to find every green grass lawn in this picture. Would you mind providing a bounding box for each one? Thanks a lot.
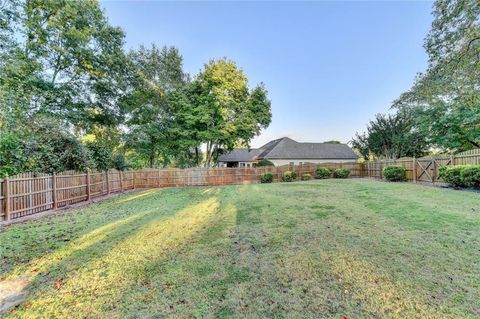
[1,179,479,318]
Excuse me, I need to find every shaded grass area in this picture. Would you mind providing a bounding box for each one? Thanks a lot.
[0,180,479,318]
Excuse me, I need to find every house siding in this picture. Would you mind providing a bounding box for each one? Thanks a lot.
[218,161,256,168]
[267,158,357,166]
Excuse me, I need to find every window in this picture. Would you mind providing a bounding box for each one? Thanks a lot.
[289,162,294,166]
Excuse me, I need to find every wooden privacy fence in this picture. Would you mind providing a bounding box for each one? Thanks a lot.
[365,149,480,184]
[0,162,363,221]
[2,149,479,222]
[0,170,135,221]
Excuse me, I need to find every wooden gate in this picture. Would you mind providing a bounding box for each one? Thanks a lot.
[414,157,453,183]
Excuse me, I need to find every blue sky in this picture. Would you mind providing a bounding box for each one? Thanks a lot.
[101,1,433,148]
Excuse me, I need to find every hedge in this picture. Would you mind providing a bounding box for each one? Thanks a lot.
[439,165,480,188]
[383,165,406,182]
[333,168,350,179]
[260,172,273,183]
[315,167,332,179]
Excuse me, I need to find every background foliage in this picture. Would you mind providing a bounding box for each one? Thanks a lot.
[0,0,272,177]
[352,0,479,159]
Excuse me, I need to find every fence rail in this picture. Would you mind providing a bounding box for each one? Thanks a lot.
[0,162,364,221]
[364,150,480,184]
[1,149,479,222]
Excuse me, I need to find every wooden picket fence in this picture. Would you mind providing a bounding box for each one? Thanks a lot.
[1,149,479,222]
[365,149,480,184]
[0,162,363,221]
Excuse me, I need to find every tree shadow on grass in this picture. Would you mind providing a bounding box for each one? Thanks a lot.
[4,188,227,318]
[1,186,219,276]
[1,189,163,276]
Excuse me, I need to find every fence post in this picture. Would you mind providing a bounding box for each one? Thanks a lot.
[52,173,57,209]
[106,171,110,194]
[133,171,136,189]
[4,177,10,221]
[119,170,124,192]
[412,158,417,183]
[432,158,437,184]
[86,170,91,201]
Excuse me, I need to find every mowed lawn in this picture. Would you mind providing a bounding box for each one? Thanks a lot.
[1,180,479,318]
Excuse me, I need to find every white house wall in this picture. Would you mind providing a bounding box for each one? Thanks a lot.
[268,159,357,166]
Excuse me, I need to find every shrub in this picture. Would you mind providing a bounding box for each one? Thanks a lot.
[315,167,332,179]
[439,166,464,187]
[383,165,406,182]
[260,172,273,183]
[439,165,480,188]
[256,159,275,167]
[282,171,297,182]
[333,168,350,179]
[460,166,480,188]
[302,173,312,181]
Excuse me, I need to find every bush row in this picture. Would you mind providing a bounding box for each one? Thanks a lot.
[260,167,351,183]
[439,165,480,188]
[260,164,480,188]
[314,167,350,179]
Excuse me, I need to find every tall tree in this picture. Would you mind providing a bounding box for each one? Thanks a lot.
[351,112,428,160]
[1,0,128,128]
[0,0,129,175]
[121,45,190,167]
[189,58,272,167]
[394,0,480,152]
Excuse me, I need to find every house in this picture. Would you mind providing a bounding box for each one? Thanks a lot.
[218,137,359,167]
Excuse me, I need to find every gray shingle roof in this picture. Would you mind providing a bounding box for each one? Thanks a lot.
[218,137,358,162]
[262,137,358,159]
[218,148,262,162]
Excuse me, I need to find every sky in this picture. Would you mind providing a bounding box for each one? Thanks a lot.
[101,1,434,148]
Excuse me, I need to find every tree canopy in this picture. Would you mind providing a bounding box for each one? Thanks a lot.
[351,112,428,160]
[393,0,480,152]
[188,58,272,167]
[0,1,272,176]
[353,0,479,158]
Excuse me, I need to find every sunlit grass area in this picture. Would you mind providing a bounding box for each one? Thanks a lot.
[1,180,479,318]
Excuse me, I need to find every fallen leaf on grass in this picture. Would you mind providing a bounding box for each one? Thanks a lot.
[53,278,63,290]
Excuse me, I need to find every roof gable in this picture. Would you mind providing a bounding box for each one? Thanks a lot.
[218,137,359,162]
[261,137,358,159]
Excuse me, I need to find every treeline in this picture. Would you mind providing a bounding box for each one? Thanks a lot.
[351,0,480,160]
[0,0,272,177]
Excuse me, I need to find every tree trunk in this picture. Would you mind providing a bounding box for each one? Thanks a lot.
[149,153,156,168]
[205,142,212,168]
[195,147,200,167]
